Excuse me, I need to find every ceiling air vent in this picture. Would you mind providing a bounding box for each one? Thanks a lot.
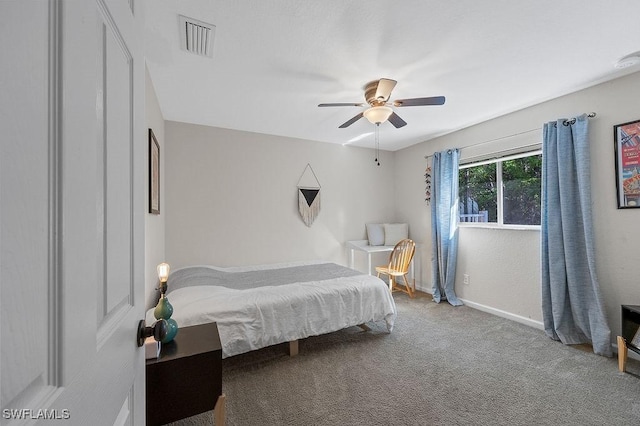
[179,15,215,58]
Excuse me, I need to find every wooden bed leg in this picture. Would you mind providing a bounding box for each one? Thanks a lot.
[617,336,627,373]
[213,393,226,425]
[358,324,371,332]
[288,340,299,356]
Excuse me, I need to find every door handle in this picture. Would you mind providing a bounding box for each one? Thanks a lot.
[137,319,168,347]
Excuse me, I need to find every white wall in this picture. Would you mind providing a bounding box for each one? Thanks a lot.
[164,121,396,270]
[395,71,640,336]
[145,66,165,308]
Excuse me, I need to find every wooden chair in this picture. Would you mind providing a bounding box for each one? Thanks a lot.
[375,239,416,298]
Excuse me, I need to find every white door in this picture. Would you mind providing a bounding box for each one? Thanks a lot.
[1,1,145,425]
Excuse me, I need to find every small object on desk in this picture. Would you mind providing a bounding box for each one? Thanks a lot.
[144,336,161,360]
[365,223,385,246]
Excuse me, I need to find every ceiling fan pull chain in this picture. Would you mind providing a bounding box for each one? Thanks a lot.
[375,123,381,166]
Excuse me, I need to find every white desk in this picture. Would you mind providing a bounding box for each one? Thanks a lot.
[346,240,415,288]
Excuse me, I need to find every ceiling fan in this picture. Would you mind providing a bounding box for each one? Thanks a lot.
[318,78,445,129]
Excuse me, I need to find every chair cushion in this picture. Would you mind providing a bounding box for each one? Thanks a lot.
[384,223,408,246]
[366,223,385,246]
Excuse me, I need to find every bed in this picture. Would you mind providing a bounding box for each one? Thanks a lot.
[145,260,397,358]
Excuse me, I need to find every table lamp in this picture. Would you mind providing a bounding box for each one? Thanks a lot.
[154,262,179,343]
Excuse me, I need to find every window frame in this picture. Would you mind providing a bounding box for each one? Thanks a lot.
[458,149,542,230]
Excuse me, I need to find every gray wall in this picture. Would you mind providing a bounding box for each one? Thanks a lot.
[149,71,640,345]
[164,122,396,270]
[395,70,640,337]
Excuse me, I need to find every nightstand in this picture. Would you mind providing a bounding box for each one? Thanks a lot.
[146,322,225,425]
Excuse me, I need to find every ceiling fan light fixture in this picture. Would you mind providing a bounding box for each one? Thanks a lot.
[363,106,393,124]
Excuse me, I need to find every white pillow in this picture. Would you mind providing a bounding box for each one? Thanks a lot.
[366,223,385,246]
[384,223,408,246]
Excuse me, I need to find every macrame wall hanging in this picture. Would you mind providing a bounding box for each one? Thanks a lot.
[297,164,321,227]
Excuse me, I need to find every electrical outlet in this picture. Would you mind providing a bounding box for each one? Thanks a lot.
[463,274,469,285]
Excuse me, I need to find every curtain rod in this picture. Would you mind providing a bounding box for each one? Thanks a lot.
[424,112,596,159]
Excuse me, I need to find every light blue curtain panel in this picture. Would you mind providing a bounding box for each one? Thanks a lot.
[431,149,463,306]
[541,114,612,356]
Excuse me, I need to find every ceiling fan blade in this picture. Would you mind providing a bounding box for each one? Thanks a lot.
[375,78,397,102]
[339,112,364,128]
[393,96,445,107]
[318,103,365,107]
[388,112,407,128]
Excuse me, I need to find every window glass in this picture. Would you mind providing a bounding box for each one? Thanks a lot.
[502,156,541,225]
[459,163,496,223]
[458,152,541,226]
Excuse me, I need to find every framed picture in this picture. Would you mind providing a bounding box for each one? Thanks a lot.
[149,129,160,214]
[614,119,640,208]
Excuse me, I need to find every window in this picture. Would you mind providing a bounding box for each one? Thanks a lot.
[458,151,542,226]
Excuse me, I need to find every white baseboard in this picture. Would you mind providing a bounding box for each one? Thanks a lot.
[459,298,545,330]
[415,284,544,330]
[417,283,636,359]
[458,298,640,361]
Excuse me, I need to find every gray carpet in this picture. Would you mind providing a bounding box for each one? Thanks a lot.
[167,294,640,426]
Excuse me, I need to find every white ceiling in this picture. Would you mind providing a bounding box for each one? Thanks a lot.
[144,0,640,151]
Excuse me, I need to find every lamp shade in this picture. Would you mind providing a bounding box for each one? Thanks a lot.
[157,262,170,283]
[363,106,393,124]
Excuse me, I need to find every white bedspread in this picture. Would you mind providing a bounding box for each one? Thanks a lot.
[145,261,397,357]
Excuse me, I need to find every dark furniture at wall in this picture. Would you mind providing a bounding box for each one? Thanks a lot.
[617,305,640,372]
[146,322,225,425]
